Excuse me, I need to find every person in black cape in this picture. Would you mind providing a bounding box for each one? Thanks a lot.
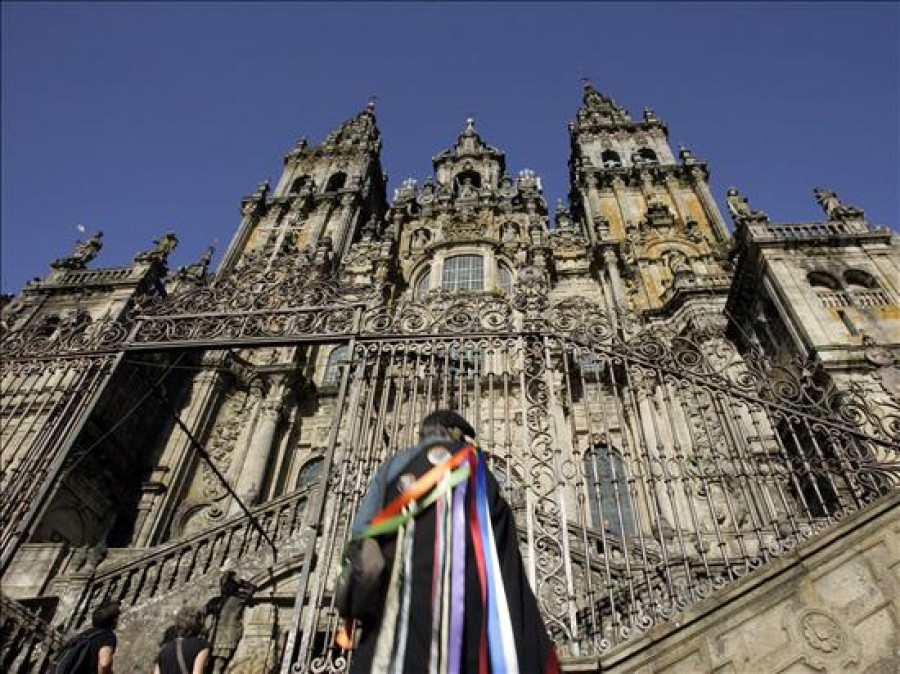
[342,409,559,673]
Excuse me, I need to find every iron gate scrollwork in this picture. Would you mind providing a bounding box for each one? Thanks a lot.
[4,257,898,669]
[291,294,899,670]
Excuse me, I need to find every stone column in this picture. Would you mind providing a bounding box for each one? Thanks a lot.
[638,169,656,202]
[603,248,626,307]
[579,184,598,246]
[663,175,689,224]
[220,195,266,273]
[333,194,358,259]
[690,167,730,241]
[307,202,336,253]
[233,397,283,507]
[611,177,637,228]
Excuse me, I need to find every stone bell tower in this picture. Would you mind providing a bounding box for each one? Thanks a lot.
[219,102,388,272]
[567,82,732,322]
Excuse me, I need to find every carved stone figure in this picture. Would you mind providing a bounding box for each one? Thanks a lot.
[726,188,767,223]
[134,232,179,264]
[814,187,864,220]
[411,227,431,249]
[502,222,519,242]
[359,217,378,242]
[458,176,476,200]
[173,246,214,285]
[50,231,104,270]
[205,570,256,674]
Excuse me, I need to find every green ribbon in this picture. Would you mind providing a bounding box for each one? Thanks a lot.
[355,464,471,541]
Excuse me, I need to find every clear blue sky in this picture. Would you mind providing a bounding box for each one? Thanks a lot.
[2,2,898,294]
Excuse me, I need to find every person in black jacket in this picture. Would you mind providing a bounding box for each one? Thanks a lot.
[154,608,210,674]
[52,600,120,674]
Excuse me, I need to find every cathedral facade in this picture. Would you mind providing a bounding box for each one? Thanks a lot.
[2,84,899,673]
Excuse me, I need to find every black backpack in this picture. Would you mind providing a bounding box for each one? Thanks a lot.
[50,629,106,674]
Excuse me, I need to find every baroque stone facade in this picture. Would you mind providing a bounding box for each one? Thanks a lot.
[1,84,898,673]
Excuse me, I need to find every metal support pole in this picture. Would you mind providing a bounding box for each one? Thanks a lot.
[148,379,278,562]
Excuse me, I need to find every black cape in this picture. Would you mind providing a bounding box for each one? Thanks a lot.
[349,442,558,673]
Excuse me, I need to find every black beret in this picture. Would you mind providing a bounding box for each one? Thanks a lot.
[421,409,476,438]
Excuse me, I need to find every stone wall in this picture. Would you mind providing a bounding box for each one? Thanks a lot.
[593,492,900,674]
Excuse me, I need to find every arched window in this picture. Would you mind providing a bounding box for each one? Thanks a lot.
[414,268,431,300]
[325,172,347,192]
[584,444,635,536]
[807,271,841,291]
[843,269,878,290]
[289,176,309,194]
[601,150,622,168]
[498,265,513,293]
[297,456,324,489]
[442,255,484,291]
[322,345,348,387]
[636,148,658,165]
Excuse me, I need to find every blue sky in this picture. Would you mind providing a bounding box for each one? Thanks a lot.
[2,2,898,294]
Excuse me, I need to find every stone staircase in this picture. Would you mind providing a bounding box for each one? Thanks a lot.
[66,485,311,630]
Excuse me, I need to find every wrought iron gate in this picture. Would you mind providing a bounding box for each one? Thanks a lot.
[3,256,897,670]
[283,299,899,670]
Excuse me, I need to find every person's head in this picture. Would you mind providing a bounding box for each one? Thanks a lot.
[159,624,179,646]
[91,601,121,630]
[419,410,476,443]
[174,607,204,638]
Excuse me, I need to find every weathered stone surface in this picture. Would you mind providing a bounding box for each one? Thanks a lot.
[598,493,900,674]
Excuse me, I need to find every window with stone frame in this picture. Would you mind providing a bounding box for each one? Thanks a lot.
[325,172,347,192]
[297,456,324,489]
[322,345,348,388]
[498,265,513,294]
[414,267,431,300]
[635,148,658,165]
[584,444,636,536]
[601,149,622,168]
[442,255,484,291]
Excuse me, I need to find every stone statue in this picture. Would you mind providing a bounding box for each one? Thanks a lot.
[555,200,573,230]
[458,176,476,199]
[313,235,333,267]
[360,217,378,242]
[205,570,256,674]
[726,188,767,223]
[502,222,519,242]
[412,227,431,248]
[134,231,179,264]
[679,145,697,165]
[50,231,104,270]
[814,187,864,220]
[174,246,214,284]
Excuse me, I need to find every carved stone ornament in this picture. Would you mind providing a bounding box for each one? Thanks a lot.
[814,186,864,221]
[133,231,179,264]
[799,610,843,654]
[877,365,900,399]
[50,231,104,270]
[864,346,895,367]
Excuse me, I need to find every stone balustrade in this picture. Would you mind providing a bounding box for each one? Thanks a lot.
[0,593,64,672]
[72,486,310,627]
[42,266,142,288]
